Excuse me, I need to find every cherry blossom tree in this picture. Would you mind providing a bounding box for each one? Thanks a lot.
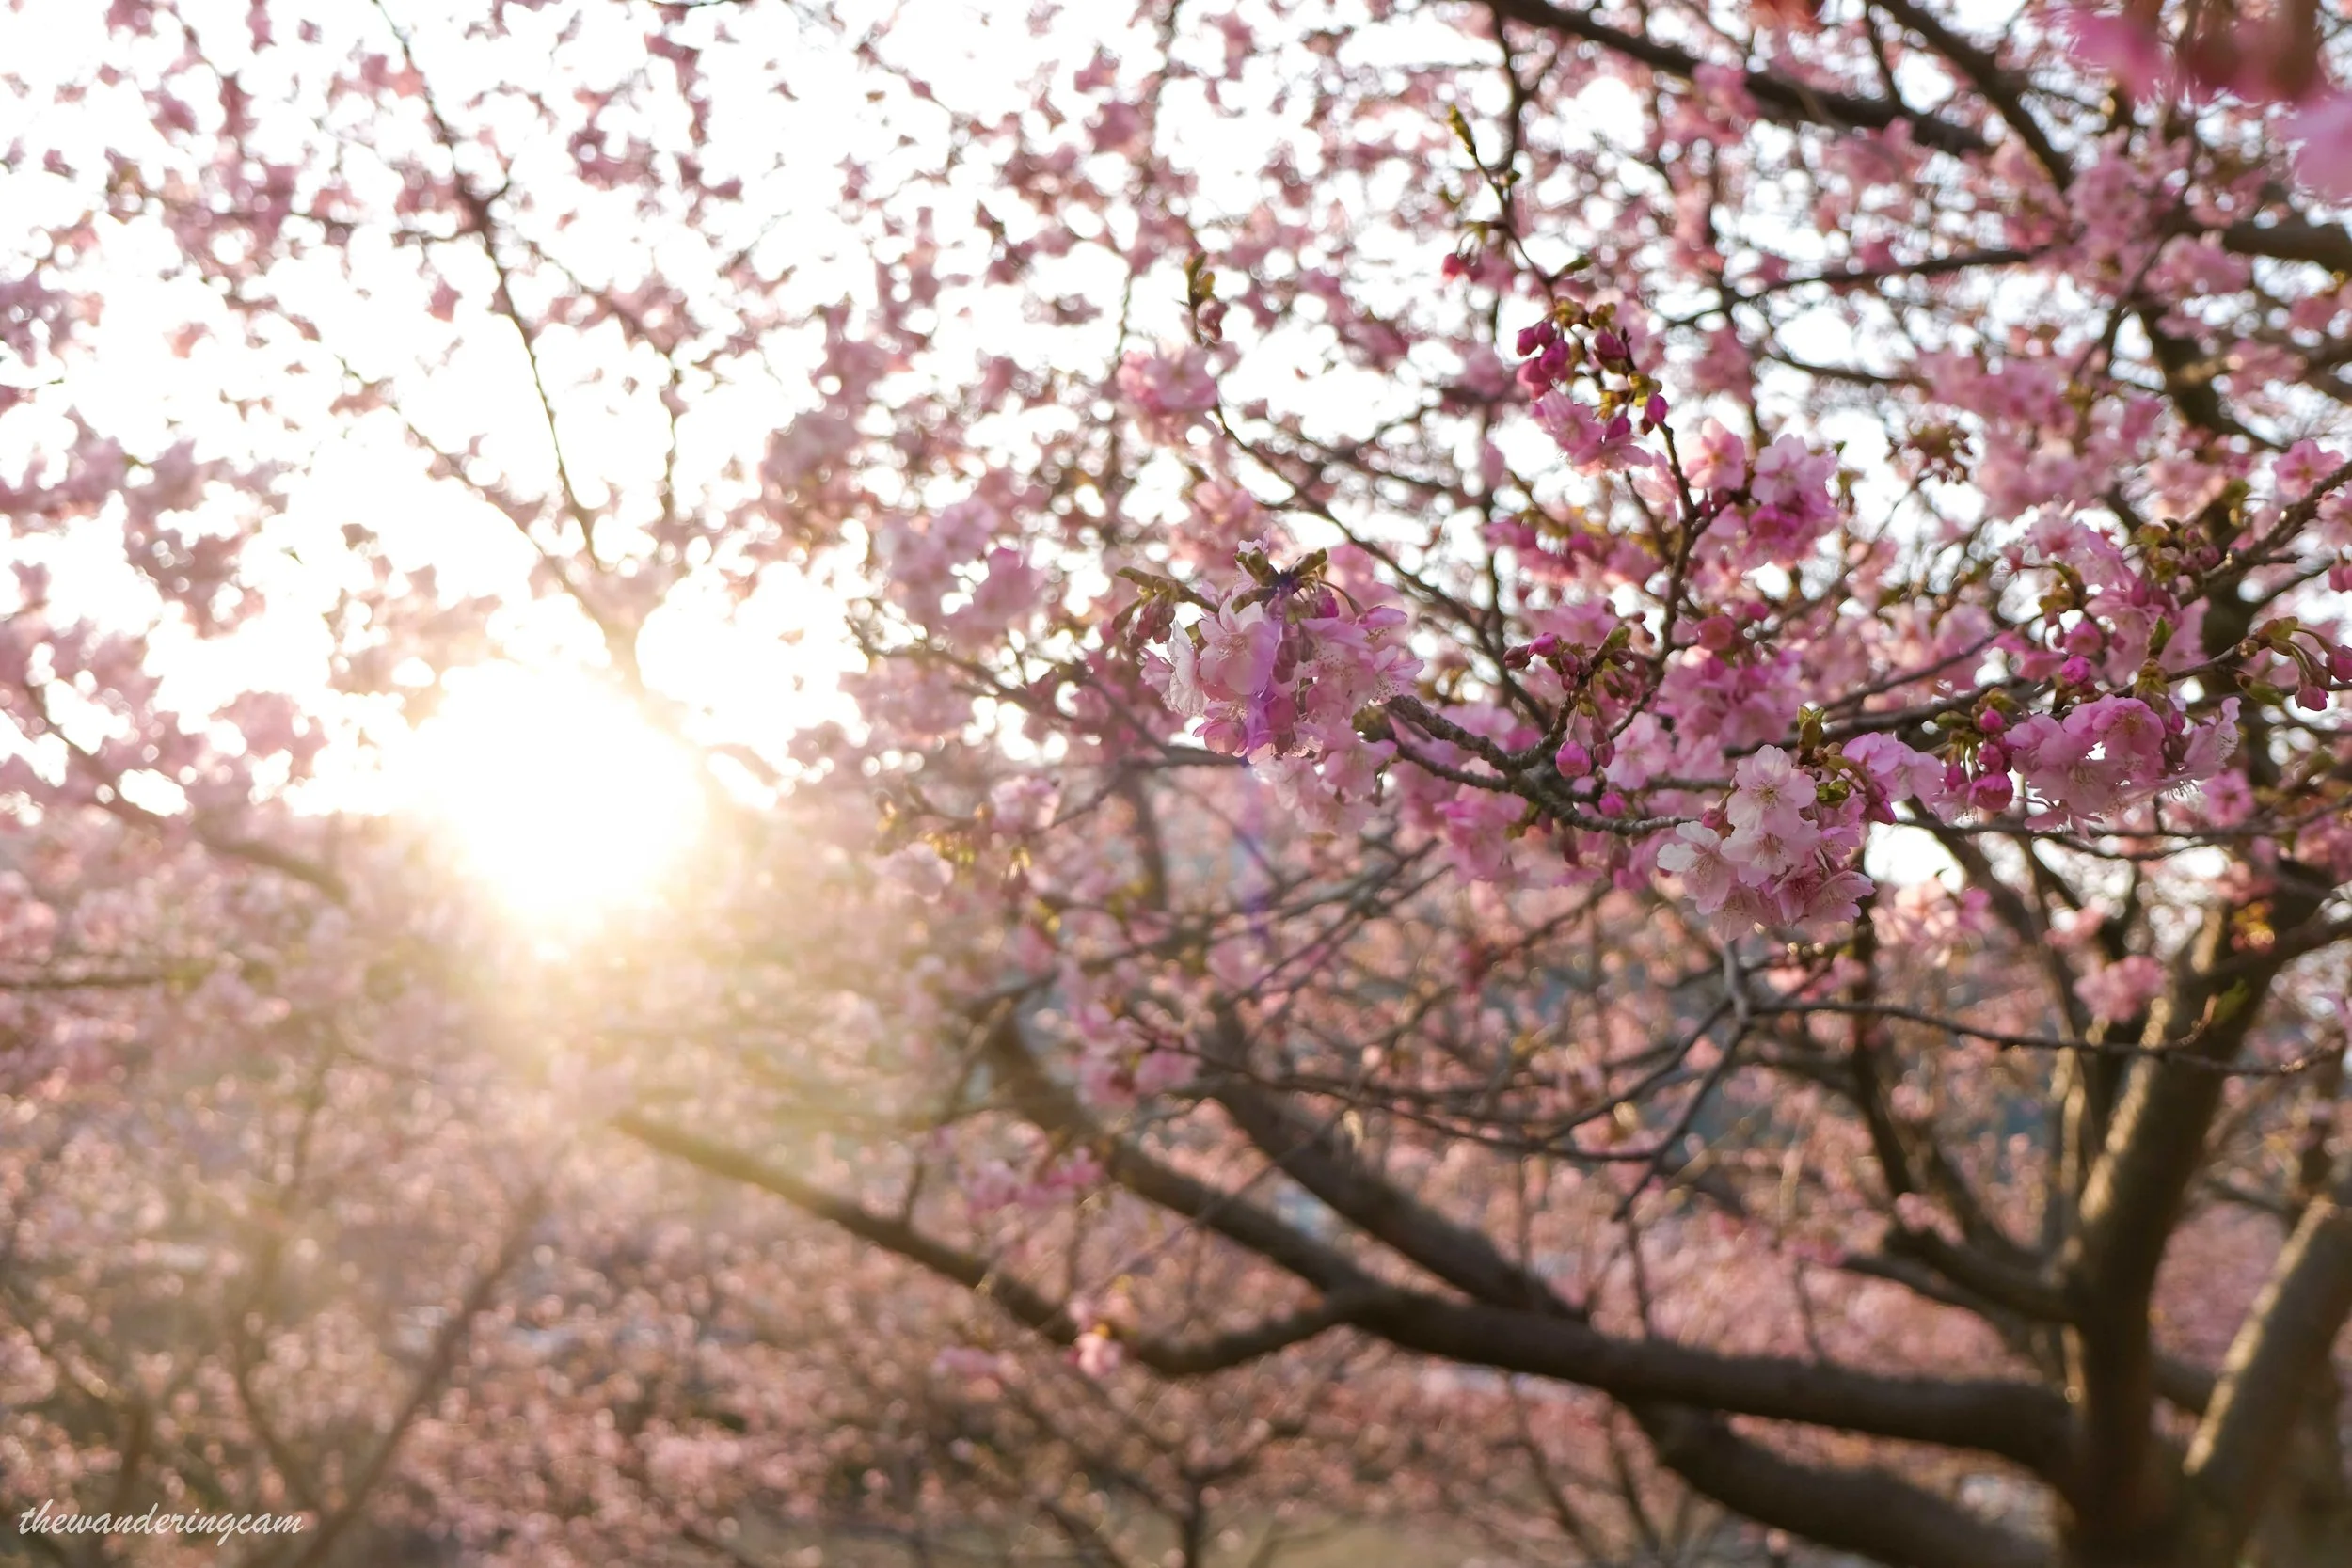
[8,0,2352,1565]
[1,954,1522,1568]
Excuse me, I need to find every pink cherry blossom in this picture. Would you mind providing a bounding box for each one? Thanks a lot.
[1532,390,1655,472]
[1655,821,1737,913]
[1726,745,1817,838]
[2077,954,2167,1022]
[2289,93,2352,201]
[1723,812,1824,879]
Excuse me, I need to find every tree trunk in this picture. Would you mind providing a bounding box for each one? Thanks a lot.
[2250,1503,2352,1568]
[2248,1408,2352,1568]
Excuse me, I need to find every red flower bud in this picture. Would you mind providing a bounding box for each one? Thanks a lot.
[1969,773,2014,812]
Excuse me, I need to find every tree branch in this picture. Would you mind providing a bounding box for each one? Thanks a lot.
[1483,0,1993,159]
[1635,1404,2047,1568]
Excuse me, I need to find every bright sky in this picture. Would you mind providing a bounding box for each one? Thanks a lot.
[0,0,921,911]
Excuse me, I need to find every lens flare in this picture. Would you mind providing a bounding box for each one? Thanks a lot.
[400,666,705,921]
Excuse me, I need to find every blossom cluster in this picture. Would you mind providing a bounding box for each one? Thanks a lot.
[1685,420,1844,570]
[1140,562,1420,763]
[1653,747,1874,939]
[1998,692,2239,824]
[1116,344,1220,437]
[963,1148,1107,1213]
[2065,4,2352,197]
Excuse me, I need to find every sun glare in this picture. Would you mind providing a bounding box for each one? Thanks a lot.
[399,666,707,921]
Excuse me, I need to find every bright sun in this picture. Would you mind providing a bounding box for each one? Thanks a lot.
[399,665,707,921]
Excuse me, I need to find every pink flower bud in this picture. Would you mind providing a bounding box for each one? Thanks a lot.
[1645,392,1668,425]
[1969,773,2014,811]
[2058,655,2093,685]
[1597,789,1627,816]
[2330,645,2352,681]
[1555,740,1593,777]
[1978,741,2009,774]
[1943,761,1969,792]
[1976,707,2006,735]
[1529,633,1559,657]
[2296,684,2331,712]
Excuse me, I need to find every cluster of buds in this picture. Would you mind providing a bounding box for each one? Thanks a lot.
[1515,300,1669,434]
[1787,707,1882,819]
[1502,624,1639,689]
[2046,611,2119,690]
[1502,625,1645,816]
[1183,252,1229,345]
[1931,694,2025,814]
[2126,483,2249,594]
[1440,245,1512,286]
[2237,616,2352,713]
[1109,565,1195,655]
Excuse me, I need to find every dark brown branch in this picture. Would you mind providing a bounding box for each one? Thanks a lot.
[1345,1291,2075,1481]
[1868,0,2069,187]
[611,1111,1364,1376]
[1204,1010,1574,1313]
[1483,0,1992,159]
[2184,1158,2352,1560]
[624,1096,2079,1476]
[2215,215,2352,273]
[1635,1404,2047,1568]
